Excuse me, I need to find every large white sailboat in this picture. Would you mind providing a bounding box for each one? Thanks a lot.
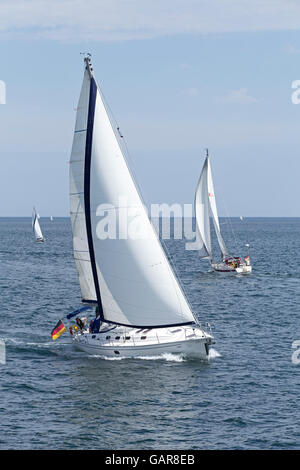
[195,151,252,274]
[32,207,44,242]
[68,56,213,359]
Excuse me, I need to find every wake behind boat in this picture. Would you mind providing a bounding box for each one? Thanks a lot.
[67,56,212,360]
[32,207,44,242]
[195,150,252,274]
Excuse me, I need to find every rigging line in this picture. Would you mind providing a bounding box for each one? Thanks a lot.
[216,183,240,255]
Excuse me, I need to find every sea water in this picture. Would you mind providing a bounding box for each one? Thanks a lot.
[0,217,299,449]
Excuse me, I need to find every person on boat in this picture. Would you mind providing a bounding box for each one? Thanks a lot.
[89,306,101,333]
[75,317,84,331]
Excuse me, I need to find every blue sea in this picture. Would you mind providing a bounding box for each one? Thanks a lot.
[0,217,299,449]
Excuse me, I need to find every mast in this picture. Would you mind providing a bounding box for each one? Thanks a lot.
[82,55,104,321]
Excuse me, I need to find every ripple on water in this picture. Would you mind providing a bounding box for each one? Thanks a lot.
[0,218,300,449]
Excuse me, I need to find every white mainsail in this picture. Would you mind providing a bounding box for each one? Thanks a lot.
[70,59,196,328]
[195,154,228,261]
[32,207,44,241]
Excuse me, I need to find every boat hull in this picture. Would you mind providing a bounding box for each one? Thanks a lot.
[235,265,252,274]
[212,263,252,274]
[70,325,212,360]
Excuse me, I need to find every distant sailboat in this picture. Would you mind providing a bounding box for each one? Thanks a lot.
[195,150,251,274]
[32,207,45,242]
[67,56,213,359]
[50,216,53,221]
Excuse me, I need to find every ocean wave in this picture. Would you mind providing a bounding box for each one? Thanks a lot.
[209,348,222,359]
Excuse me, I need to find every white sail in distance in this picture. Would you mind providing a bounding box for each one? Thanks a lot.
[195,154,228,261]
[206,157,228,259]
[69,58,197,328]
[195,157,212,259]
[32,207,44,241]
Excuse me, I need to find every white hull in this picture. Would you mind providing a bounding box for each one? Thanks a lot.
[212,262,252,274]
[235,265,252,274]
[70,324,212,360]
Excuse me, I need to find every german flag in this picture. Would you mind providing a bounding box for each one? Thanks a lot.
[51,319,66,341]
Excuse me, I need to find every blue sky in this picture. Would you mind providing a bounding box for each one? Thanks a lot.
[0,0,300,217]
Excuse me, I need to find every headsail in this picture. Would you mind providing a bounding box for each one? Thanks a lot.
[206,157,228,259]
[32,207,44,241]
[69,58,196,328]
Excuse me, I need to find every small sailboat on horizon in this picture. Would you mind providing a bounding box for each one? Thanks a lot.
[32,207,45,242]
[67,56,213,359]
[195,150,251,274]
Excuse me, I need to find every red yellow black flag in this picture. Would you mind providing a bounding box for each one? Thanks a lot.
[51,319,66,341]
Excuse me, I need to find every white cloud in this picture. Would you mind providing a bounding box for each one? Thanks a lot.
[179,63,193,70]
[219,88,259,104]
[184,87,199,97]
[1,0,300,42]
[284,42,300,54]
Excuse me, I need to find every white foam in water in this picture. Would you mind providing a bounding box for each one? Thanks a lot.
[88,353,186,362]
[0,340,6,365]
[89,355,124,361]
[209,348,222,359]
[1,337,60,350]
[138,353,186,362]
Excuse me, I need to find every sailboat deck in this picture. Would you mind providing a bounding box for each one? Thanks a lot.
[73,324,209,348]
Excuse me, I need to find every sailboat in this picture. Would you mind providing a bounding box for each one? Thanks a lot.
[50,216,53,221]
[68,56,213,359]
[195,151,252,274]
[32,207,45,242]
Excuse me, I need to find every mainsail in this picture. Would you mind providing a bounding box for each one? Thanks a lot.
[32,207,44,241]
[69,58,196,328]
[195,154,228,261]
[195,157,211,259]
